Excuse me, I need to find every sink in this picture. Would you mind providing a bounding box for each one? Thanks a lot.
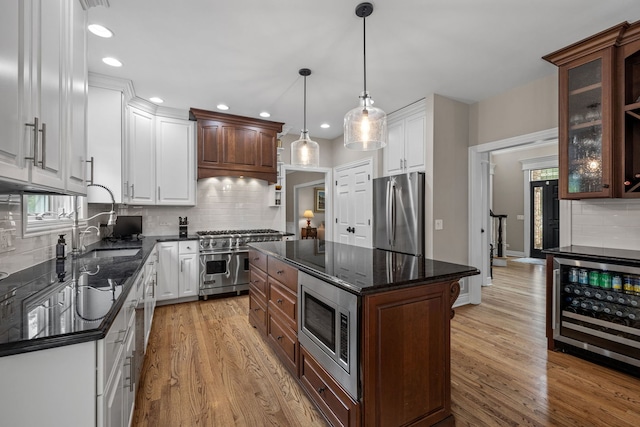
[86,248,141,258]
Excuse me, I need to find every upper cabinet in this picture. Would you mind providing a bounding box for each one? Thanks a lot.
[123,106,196,206]
[0,0,88,195]
[543,21,640,200]
[189,108,284,183]
[618,22,640,197]
[383,100,426,177]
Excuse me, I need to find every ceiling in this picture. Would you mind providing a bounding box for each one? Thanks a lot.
[87,0,640,140]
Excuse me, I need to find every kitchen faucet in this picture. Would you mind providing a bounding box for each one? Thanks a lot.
[71,184,117,254]
[79,226,100,253]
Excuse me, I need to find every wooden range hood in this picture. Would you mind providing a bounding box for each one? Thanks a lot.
[189,108,284,183]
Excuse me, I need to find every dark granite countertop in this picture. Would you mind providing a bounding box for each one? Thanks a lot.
[544,245,640,267]
[0,235,198,357]
[248,240,480,295]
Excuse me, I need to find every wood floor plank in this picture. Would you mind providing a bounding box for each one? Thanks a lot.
[133,260,640,426]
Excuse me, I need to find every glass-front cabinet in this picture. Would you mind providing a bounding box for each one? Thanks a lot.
[619,22,640,197]
[543,23,627,200]
[564,54,611,197]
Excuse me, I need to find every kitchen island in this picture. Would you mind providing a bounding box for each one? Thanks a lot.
[248,239,479,427]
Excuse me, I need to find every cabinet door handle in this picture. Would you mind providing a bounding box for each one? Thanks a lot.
[180,259,184,272]
[86,157,95,185]
[602,183,610,189]
[276,298,283,304]
[131,184,135,198]
[276,270,284,275]
[24,117,39,166]
[253,257,260,261]
[124,180,129,197]
[39,122,46,169]
[276,335,283,341]
[317,387,325,394]
[253,307,260,312]
[158,186,161,200]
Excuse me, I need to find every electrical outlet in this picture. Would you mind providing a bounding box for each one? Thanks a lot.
[517,215,525,220]
[434,219,443,230]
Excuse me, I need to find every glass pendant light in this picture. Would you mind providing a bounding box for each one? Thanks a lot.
[344,2,387,151]
[291,68,320,167]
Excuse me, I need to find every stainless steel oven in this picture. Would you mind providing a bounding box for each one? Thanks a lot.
[298,271,359,400]
[198,229,282,299]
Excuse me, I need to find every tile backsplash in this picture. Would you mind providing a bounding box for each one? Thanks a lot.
[0,177,281,275]
[571,199,640,250]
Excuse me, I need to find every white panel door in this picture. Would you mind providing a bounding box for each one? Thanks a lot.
[127,107,155,204]
[0,0,29,182]
[333,161,372,248]
[156,116,195,205]
[179,253,198,298]
[384,120,404,176]
[404,112,426,173]
[156,242,178,301]
[66,0,88,195]
[30,0,65,190]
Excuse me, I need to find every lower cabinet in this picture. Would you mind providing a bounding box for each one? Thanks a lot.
[300,346,360,427]
[156,240,199,303]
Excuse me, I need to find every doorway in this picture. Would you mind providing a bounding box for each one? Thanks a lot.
[530,179,559,258]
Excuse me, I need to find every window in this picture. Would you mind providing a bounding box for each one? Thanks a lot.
[23,195,87,236]
[530,168,559,181]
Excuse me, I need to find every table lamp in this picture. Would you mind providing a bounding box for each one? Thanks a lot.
[303,210,314,229]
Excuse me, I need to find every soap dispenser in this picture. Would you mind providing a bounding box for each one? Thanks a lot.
[56,234,67,259]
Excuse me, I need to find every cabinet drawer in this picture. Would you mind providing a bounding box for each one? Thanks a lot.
[268,278,297,330]
[249,249,268,272]
[300,346,360,427]
[178,240,198,254]
[267,257,298,293]
[97,303,126,395]
[249,267,268,300]
[268,313,298,376]
[249,293,267,335]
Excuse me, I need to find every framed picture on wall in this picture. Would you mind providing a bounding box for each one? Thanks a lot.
[314,187,325,212]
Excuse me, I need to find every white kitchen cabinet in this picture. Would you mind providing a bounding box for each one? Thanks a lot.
[87,85,123,203]
[144,246,157,349]
[156,241,179,301]
[156,116,196,205]
[156,240,199,303]
[124,108,195,206]
[178,240,198,298]
[65,0,88,194]
[126,106,156,204]
[0,0,87,194]
[383,101,426,177]
[122,314,137,426]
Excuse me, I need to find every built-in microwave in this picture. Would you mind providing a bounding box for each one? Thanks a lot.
[297,271,359,400]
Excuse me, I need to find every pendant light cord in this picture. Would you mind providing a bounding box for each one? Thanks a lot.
[363,14,367,96]
[303,74,307,132]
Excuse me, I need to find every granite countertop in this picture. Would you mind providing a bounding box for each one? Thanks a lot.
[248,240,480,295]
[0,235,198,357]
[544,245,640,267]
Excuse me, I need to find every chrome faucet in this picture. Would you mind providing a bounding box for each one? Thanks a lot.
[71,184,118,255]
[79,226,100,253]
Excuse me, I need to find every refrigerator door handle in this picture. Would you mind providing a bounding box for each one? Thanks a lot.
[386,181,392,245]
[390,182,396,246]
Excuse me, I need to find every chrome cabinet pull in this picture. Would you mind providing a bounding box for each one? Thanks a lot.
[131,184,135,198]
[39,122,46,169]
[24,117,39,166]
[180,259,184,272]
[158,186,161,200]
[86,157,94,185]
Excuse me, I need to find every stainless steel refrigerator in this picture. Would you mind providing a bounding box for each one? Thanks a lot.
[373,172,425,256]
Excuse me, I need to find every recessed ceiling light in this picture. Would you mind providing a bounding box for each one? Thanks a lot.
[217,104,229,111]
[87,24,113,38]
[102,57,122,67]
[259,112,271,118]
[320,123,330,129]
[149,97,164,103]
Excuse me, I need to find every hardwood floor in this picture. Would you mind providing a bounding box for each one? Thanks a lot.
[451,260,640,426]
[133,261,640,426]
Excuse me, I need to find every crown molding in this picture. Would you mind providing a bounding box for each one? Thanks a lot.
[88,72,135,101]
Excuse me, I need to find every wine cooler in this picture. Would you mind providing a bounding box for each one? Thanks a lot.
[553,258,640,370]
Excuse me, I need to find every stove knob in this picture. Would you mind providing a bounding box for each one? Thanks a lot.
[203,240,210,248]
[211,241,217,247]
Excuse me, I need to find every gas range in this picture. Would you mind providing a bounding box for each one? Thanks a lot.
[197,229,283,252]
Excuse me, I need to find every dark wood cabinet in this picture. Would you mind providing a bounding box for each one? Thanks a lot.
[544,21,640,200]
[189,108,283,183]
[300,346,360,427]
[362,281,458,427]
